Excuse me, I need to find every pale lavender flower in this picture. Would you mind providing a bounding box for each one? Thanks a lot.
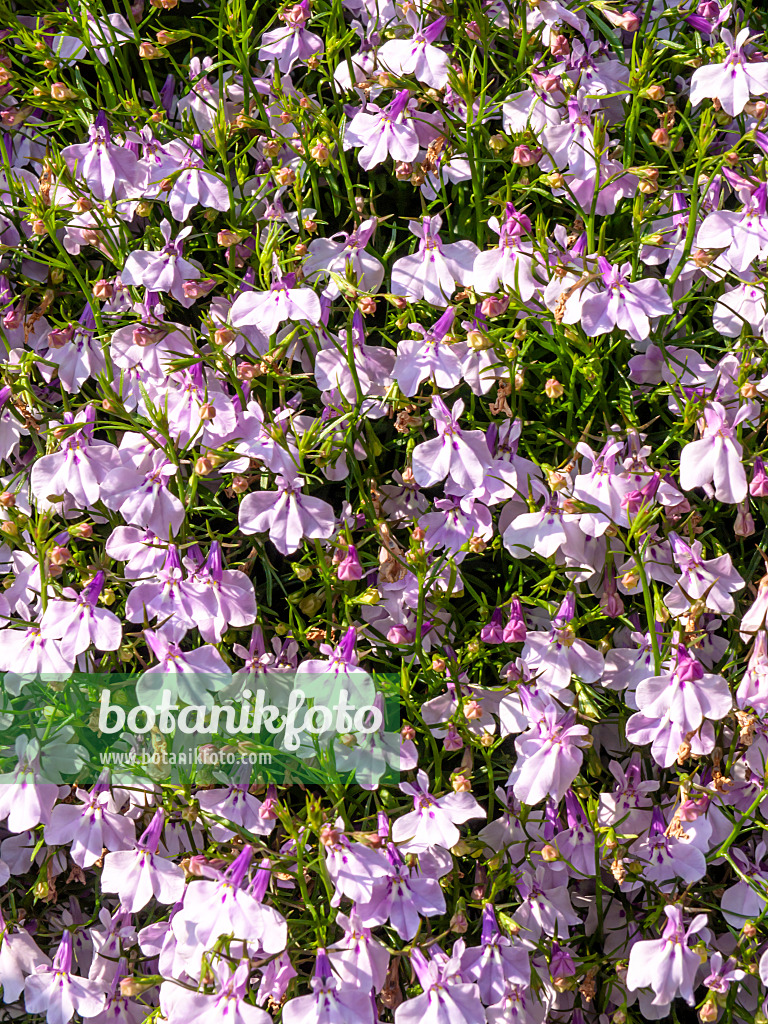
[167,135,230,221]
[100,448,186,537]
[393,307,465,396]
[664,531,744,617]
[257,0,324,72]
[459,904,531,1004]
[229,270,321,335]
[282,948,375,1024]
[472,202,537,299]
[162,960,271,1024]
[43,777,135,869]
[510,695,590,806]
[39,571,122,657]
[696,183,768,272]
[0,909,51,1005]
[581,258,673,341]
[394,948,484,1024]
[679,400,750,504]
[356,843,446,940]
[703,953,745,994]
[377,11,450,89]
[328,910,390,993]
[391,215,479,307]
[392,769,485,850]
[239,472,335,555]
[61,112,145,200]
[690,27,768,116]
[520,593,604,694]
[24,932,105,1024]
[100,810,186,913]
[344,90,421,171]
[304,218,385,297]
[121,220,203,307]
[411,396,494,491]
[625,644,732,768]
[625,904,707,1006]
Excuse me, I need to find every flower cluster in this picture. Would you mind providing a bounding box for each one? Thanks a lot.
[3,1,768,1023]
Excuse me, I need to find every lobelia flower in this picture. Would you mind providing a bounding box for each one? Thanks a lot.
[89,959,146,1024]
[625,644,732,767]
[125,544,198,638]
[24,932,106,1024]
[519,593,604,695]
[134,628,232,708]
[43,775,136,868]
[230,269,321,335]
[282,948,375,1024]
[0,625,75,695]
[344,90,421,171]
[740,570,768,640]
[100,448,186,537]
[0,908,51,1006]
[239,471,335,555]
[296,625,375,706]
[704,952,745,994]
[719,843,768,928]
[418,492,494,558]
[100,810,186,913]
[61,111,145,200]
[471,202,538,300]
[321,821,390,904]
[183,541,258,642]
[167,134,230,221]
[412,396,494,491]
[512,866,582,941]
[0,384,29,463]
[712,278,766,336]
[580,258,673,341]
[377,10,450,88]
[625,904,708,1007]
[314,310,395,410]
[552,789,595,876]
[679,400,750,503]
[30,407,120,511]
[43,305,107,395]
[121,220,203,308]
[161,960,272,1024]
[391,215,479,307]
[257,1,324,72]
[391,769,485,850]
[690,27,768,116]
[627,805,707,888]
[355,842,446,939]
[696,182,768,272]
[328,910,390,993]
[459,904,531,1004]
[597,754,659,836]
[257,951,297,1007]
[663,531,745,617]
[173,848,288,955]
[510,694,591,806]
[52,13,133,65]
[394,948,485,1024]
[0,737,61,834]
[196,771,276,841]
[39,571,122,657]
[392,307,466,396]
[304,219,385,297]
